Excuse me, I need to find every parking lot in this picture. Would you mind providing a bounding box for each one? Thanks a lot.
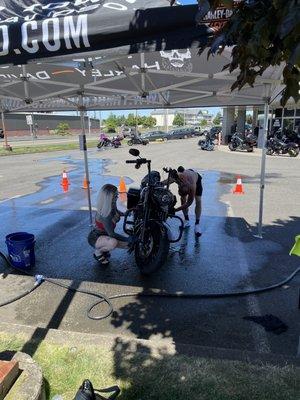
[0,138,299,357]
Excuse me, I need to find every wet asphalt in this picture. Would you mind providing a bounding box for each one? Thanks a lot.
[0,140,299,357]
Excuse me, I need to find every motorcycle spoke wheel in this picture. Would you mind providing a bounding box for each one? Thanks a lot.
[135,223,169,275]
[288,147,299,157]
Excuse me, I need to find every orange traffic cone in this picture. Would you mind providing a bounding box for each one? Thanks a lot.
[119,192,127,203]
[82,176,90,189]
[119,177,127,193]
[62,183,69,193]
[61,170,69,186]
[233,175,244,194]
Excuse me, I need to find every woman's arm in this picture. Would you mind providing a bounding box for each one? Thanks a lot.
[174,189,195,212]
[102,216,130,242]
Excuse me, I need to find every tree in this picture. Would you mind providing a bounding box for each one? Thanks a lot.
[185,0,300,106]
[213,111,222,126]
[200,119,208,127]
[105,113,118,133]
[246,114,253,125]
[173,113,184,126]
[143,116,157,128]
[126,113,136,127]
[55,122,70,136]
[116,115,126,126]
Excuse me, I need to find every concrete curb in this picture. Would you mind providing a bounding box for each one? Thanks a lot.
[0,322,299,368]
[1,352,45,400]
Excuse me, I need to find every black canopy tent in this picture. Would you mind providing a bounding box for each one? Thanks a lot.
[0,0,210,65]
[0,0,283,237]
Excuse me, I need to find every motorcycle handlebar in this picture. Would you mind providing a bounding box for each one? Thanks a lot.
[126,158,149,164]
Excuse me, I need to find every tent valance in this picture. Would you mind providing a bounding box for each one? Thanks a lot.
[0,0,210,65]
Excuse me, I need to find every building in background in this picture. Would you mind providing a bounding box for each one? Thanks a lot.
[151,109,175,127]
[151,108,214,127]
[1,112,100,138]
[222,102,299,147]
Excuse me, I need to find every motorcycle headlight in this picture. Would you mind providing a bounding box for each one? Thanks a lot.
[153,188,174,207]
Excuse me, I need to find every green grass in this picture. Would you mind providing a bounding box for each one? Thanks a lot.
[0,141,99,156]
[0,332,299,400]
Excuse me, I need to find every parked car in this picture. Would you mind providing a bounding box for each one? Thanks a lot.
[143,130,168,141]
[182,127,197,136]
[167,128,194,140]
[120,126,135,138]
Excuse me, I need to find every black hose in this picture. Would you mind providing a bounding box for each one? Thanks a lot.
[0,251,299,321]
[0,251,113,320]
[0,282,42,307]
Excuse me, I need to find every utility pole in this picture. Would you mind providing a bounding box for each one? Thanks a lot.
[166,108,169,133]
[99,111,102,130]
[88,115,91,135]
[1,111,11,151]
[135,109,138,135]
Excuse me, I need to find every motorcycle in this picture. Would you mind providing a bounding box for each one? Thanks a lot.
[127,135,149,146]
[123,149,183,274]
[97,134,122,149]
[198,128,220,151]
[266,134,299,157]
[111,135,123,148]
[229,131,257,152]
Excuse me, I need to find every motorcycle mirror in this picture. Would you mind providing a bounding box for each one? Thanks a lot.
[129,148,140,157]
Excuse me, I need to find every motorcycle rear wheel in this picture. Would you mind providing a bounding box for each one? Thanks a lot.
[247,147,254,152]
[228,142,236,151]
[127,140,133,146]
[135,222,169,275]
[266,148,274,155]
[97,141,104,149]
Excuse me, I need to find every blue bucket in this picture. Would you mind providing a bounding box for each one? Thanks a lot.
[5,232,35,269]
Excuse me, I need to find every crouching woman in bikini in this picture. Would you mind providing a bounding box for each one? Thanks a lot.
[88,184,131,264]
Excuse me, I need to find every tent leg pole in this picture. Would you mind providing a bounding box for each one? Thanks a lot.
[257,100,269,238]
[79,98,93,226]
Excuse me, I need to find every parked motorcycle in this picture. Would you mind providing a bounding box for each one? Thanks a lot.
[266,135,299,157]
[127,135,149,146]
[198,127,221,151]
[123,149,183,274]
[97,134,122,149]
[228,131,257,152]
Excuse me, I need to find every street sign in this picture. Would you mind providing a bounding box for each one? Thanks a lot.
[26,115,33,125]
[273,119,280,127]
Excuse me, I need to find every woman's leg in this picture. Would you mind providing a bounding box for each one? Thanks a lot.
[94,236,118,256]
[116,240,129,249]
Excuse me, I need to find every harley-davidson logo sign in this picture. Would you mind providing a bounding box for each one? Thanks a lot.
[202,1,241,31]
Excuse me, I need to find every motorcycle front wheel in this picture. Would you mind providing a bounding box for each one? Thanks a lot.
[288,147,299,157]
[228,142,236,151]
[266,148,274,155]
[135,221,169,275]
[97,141,104,149]
[127,140,133,146]
[247,146,254,152]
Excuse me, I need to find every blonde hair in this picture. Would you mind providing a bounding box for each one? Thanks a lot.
[96,184,117,218]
